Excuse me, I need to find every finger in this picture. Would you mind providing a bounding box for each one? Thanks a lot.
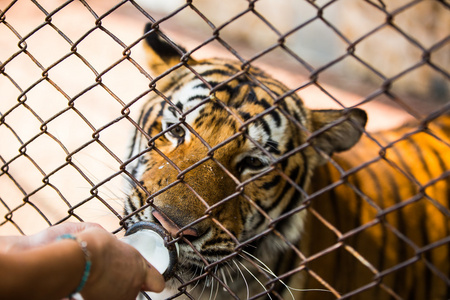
[61,222,104,234]
[29,223,105,246]
[40,222,102,238]
[0,236,27,252]
[141,260,165,293]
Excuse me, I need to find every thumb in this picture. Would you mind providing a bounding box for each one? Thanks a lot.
[142,261,165,293]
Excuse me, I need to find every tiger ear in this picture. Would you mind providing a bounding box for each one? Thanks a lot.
[310,108,367,160]
[143,23,196,75]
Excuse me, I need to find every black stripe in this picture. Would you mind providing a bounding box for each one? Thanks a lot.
[187,95,206,102]
[265,139,280,155]
[380,134,425,296]
[247,200,269,232]
[175,101,184,111]
[264,165,300,214]
[376,164,405,295]
[258,160,305,236]
[244,88,257,103]
[160,70,194,94]
[270,109,282,127]
[261,175,281,190]
[279,139,294,171]
[378,134,413,293]
[202,236,233,248]
[200,248,233,258]
[125,196,138,216]
[429,146,450,297]
[259,80,283,95]
[297,151,309,189]
[259,97,272,110]
[310,162,343,290]
[199,68,234,78]
[127,112,143,159]
[224,63,241,73]
[157,101,166,117]
[141,104,154,128]
[258,118,272,137]
[239,111,251,122]
[339,158,363,292]
[167,105,178,117]
[409,138,434,300]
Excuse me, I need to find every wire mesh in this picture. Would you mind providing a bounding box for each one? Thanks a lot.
[0,0,449,299]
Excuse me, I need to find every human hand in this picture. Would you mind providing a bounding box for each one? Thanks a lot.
[0,223,165,299]
[75,225,165,300]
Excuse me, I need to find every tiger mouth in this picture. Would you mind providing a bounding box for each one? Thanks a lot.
[146,216,237,276]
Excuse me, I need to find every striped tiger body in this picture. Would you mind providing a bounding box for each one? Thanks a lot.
[124,24,448,299]
[295,113,450,299]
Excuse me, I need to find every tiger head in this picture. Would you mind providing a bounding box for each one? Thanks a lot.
[125,24,367,291]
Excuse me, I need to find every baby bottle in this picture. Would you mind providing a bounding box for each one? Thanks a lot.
[121,221,178,280]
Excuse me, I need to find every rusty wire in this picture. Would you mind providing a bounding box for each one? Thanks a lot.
[1,0,449,299]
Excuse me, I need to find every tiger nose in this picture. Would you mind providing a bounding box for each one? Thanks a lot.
[152,210,202,238]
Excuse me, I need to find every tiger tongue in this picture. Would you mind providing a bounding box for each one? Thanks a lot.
[152,210,199,238]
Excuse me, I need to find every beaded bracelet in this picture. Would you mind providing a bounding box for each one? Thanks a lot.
[57,234,92,296]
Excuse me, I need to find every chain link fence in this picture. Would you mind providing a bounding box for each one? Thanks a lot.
[1,0,449,299]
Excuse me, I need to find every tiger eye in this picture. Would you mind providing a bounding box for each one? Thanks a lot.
[237,156,266,173]
[167,123,185,139]
[244,157,264,169]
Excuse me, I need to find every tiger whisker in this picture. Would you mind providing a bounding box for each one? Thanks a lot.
[287,287,335,293]
[210,265,219,300]
[240,251,292,300]
[220,268,228,292]
[240,250,274,275]
[232,259,250,300]
[224,261,235,283]
[187,265,202,294]
[198,272,208,300]
[208,270,214,300]
[241,250,332,296]
[236,259,273,300]
[212,265,220,300]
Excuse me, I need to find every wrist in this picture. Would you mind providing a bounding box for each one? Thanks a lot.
[57,234,92,296]
[75,228,110,298]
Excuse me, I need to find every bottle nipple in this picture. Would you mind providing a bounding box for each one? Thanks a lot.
[121,222,178,280]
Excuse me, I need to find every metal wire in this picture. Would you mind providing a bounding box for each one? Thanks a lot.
[1,0,449,299]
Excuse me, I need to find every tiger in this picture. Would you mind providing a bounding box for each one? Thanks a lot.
[300,112,450,300]
[124,23,449,300]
